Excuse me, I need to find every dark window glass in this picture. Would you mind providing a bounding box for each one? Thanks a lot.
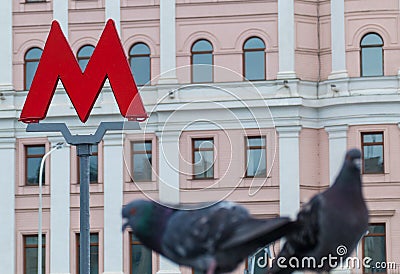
[24,235,45,274]
[129,43,151,86]
[77,145,99,184]
[192,138,214,179]
[246,136,266,177]
[132,141,152,182]
[130,233,152,274]
[361,33,383,77]
[243,37,265,81]
[89,145,98,183]
[77,45,95,71]
[362,132,384,174]
[76,233,99,274]
[246,247,270,274]
[25,48,43,90]
[191,40,213,83]
[363,224,386,273]
[25,145,46,185]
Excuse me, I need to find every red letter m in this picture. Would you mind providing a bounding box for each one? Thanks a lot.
[20,20,147,123]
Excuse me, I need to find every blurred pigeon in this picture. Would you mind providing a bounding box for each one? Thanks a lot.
[268,148,369,273]
[122,200,296,274]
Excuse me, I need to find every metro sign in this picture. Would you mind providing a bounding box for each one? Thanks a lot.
[20,19,147,123]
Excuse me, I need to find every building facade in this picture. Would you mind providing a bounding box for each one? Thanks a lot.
[0,0,399,273]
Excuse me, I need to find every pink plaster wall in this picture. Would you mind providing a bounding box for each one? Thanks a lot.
[122,133,159,193]
[12,1,161,90]
[175,1,278,82]
[318,128,329,189]
[13,0,400,88]
[345,0,400,77]
[70,206,105,274]
[299,128,320,203]
[16,210,51,274]
[318,0,332,80]
[177,127,280,274]
[347,124,400,264]
[298,128,329,204]
[121,4,160,84]
[12,0,52,91]
[178,128,280,212]
[294,0,319,81]
[15,138,51,195]
[11,1,400,271]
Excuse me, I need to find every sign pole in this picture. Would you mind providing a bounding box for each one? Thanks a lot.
[19,19,148,274]
[77,144,91,274]
[26,122,141,274]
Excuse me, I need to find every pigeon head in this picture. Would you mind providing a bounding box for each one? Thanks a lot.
[122,199,154,233]
[345,148,362,171]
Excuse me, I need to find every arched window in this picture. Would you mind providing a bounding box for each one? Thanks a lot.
[129,43,151,86]
[24,47,43,90]
[361,33,383,77]
[77,45,95,71]
[191,39,213,83]
[243,37,266,81]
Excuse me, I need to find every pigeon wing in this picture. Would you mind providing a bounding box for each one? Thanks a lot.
[219,217,297,250]
[161,202,249,260]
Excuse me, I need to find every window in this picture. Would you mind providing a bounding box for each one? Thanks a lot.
[129,43,151,86]
[247,247,271,274]
[361,33,383,77]
[25,145,46,185]
[25,48,43,90]
[77,145,99,184]
[132,141,152,182]
[77,45,95,71]
[25,0,46,3]
[192,138,214,179]
[245,136,266,177]
[362,132,384,174]
[243,37,266,81]
[24,235,45,274]
[89,145,99,183]
[130,233,152,274]
[191,40,213,83]
[76,233,99,274]
[363,224,386,273]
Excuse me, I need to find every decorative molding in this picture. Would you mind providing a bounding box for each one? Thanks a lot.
[328,70,349,80]
[276,126,302,138]
[369,209,396,217]
[325,125,349,139]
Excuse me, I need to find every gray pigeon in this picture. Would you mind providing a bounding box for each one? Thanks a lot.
[268,148,369,273]
[122,200,296,274]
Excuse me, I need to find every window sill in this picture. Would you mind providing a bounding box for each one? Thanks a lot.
[124,180,158,192]
[182,178,219,189]
[242,176,271,179]
[70,183,103,194]
[240,176,272,188]
[19,0,51,12]
[24,1,47,3]
[189,178,216,181]
[17,185,50,195]
[361,172,392,184]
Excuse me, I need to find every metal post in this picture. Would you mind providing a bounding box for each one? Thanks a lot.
[26,122,140,274]
[77,144,92,274]
[38,142,64,274]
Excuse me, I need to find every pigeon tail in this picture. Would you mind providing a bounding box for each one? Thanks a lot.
[269,149,368,273]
